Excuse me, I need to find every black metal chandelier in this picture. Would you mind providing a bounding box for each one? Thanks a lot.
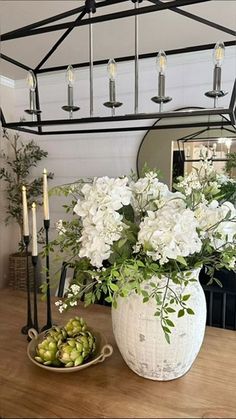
[0,0,235,136]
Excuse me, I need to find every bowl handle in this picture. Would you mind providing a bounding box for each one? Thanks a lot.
[96,344,113,363]
[28,328,39,340]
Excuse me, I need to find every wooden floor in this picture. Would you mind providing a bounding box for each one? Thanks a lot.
[1,289,236,418]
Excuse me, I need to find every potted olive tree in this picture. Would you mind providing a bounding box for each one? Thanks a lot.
[0,128,53,289]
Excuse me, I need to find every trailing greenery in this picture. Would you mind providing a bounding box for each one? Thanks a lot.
[0,129,53,250]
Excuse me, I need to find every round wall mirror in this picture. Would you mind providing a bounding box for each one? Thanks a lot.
[137,108,236,187]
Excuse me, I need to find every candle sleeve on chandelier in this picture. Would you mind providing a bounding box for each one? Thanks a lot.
[43,168,50,220]
[22,186,29,236]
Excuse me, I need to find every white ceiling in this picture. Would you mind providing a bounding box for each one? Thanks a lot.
[0,0,235,79]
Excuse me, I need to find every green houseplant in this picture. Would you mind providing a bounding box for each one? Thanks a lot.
[0,128,53,288]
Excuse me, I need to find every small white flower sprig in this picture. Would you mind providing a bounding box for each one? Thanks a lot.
[50,165,236,343]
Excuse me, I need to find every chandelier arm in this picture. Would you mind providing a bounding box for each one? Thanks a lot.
[34,40,236,75]
[1,8,84,41]
[1,0,128,42]
[148,0,235,36]
[4,108,231,128]
[89,13,94,117]
[34,9,87,72]
[4,120,233,137]
[178,128,209,143]
[229,79,236,126]
[1,0,209,41]
[35,75,42,134]
[133,0,141,114]
[0,53,33,72]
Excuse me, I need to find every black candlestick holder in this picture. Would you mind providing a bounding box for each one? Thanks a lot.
[32,255,39,332]
[41,219,53,332]
[21,235,34,335]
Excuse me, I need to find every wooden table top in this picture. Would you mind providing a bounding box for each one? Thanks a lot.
[1,289,236,419]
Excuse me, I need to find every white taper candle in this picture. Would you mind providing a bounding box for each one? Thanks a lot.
[43,168,50,220]
[32,202,38,256]
[22,186,29,236]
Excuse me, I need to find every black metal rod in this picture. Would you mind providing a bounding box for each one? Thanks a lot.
[6,126,41,135]
[171,7,235,37]
[41,220,52,332]
[229,79,236,126]
[35,74,42,134]
[222,292,227,329]
[35,40,236,74]
[209,291,213,327]
[149,0,235,36]
[10,120,230,135]
[57,262,68,298]
[4,108,230,128]
[184,158,231,162]
[0,107,6,126]
[32,255,39,332]
[2,0,209,40]
[35,10,87,72]
[0,53,33,71]
[21,236,34,335]
[1,0,128,41]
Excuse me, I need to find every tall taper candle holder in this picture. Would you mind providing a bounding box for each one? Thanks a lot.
[21,235,34,334]
[41,219,53,331]
[32,255,39,332]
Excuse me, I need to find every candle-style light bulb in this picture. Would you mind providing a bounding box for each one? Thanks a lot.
[213,41,225,67]
[66,65,75,87]
[157,50,167,75]
[225,138,232,153]
[26,70,37,91]
[107,58,117,81]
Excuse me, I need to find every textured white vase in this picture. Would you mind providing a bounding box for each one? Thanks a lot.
[112,268,206,381]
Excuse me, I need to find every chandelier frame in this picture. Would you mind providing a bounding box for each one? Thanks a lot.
[0,0,235,136]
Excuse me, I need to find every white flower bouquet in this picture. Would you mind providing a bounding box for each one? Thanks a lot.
[50,162,236,341]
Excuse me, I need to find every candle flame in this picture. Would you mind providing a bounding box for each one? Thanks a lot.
[43,168,47,175]
[22,185,26,191]
[32,202,36,209]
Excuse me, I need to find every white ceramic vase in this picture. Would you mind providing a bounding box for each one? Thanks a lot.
[112,268,206,381]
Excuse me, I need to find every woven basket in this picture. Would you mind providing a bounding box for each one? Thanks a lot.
[8,253,34,291]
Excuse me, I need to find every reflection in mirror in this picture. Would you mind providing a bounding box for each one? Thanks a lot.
[175,125,236,182]
[137,109,236,188]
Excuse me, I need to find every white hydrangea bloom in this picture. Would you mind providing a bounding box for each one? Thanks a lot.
[138,206,202,265]
[73,177,132,268]
[195,201,236,250]
[131,171,184,213]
